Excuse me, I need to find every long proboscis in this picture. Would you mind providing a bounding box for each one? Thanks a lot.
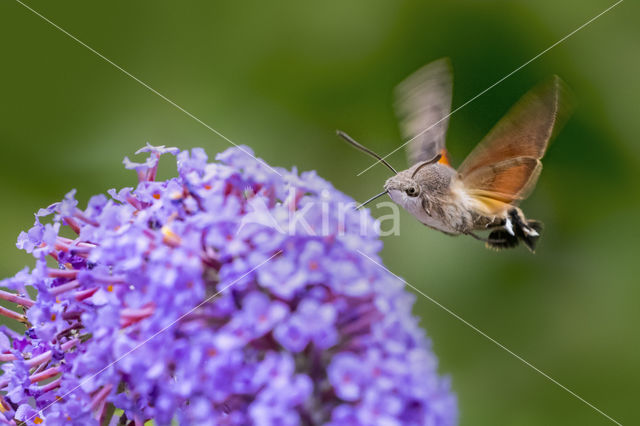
[356,190,388,210]
[337,130,398,175]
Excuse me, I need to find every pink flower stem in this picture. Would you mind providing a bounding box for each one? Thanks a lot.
[64,217,82,234]
[39,376,62,393]
[148,162,158,182]
[75,287,99,301]
[126,195,144,210]
[0,289,34,307]
[53,242,69,253]
[25,350,52,368]
[90,384,113,412]
[50,280,80,295]
[47,268,78,279]
[61,338,79,351]
[120,306,155,319]
[73,210,99,226]
[77,242,98,248]
[29,366,59,383]
[0,306,27,323]
[120,305,155,327]
[31,360,48,375]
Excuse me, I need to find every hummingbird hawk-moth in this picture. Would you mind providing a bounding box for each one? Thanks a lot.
[339,58,572,251]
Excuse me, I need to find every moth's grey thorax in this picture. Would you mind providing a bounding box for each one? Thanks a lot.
[412,163,456,195]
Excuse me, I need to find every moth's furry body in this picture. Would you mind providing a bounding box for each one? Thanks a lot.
[342,58,571,251]
[385,163,504,235]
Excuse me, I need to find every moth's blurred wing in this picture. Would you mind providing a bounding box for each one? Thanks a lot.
[459,75,572,211]
[395,58,453,166]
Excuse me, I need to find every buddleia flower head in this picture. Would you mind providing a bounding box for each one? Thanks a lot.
[0,145,456,425]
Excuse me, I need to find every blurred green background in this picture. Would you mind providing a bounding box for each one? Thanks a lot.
[1,0,638,424]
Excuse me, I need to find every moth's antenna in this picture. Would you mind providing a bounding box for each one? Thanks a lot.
[411,154,442,178]
[356,190,388,209]
[337,130,398,175]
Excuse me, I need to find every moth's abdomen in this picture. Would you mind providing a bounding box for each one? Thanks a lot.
[485,209,543,252]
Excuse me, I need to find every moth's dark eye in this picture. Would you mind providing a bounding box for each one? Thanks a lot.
[406,186,419,197]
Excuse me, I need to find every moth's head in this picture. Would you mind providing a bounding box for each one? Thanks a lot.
[384,171,422,202]
[384,154,452,205]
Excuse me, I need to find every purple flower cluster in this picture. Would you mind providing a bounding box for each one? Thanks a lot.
[0,144,456,425]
